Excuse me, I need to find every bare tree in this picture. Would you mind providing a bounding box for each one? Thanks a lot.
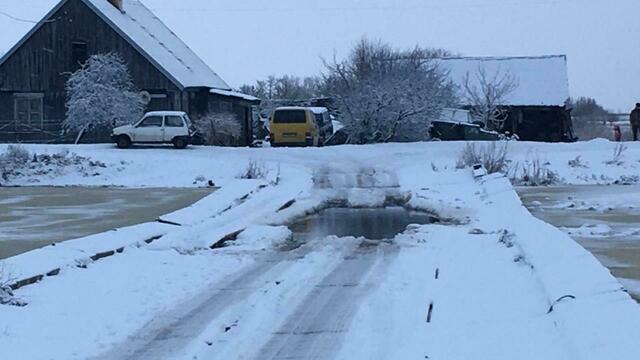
[568,97,617,140]
[324,38,457,144]
[461,66,518,131]
[240,75,324,119]
[195,112,242,146]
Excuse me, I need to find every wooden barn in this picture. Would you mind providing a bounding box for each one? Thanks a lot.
[0,0,259,144]
[440,55,575,142]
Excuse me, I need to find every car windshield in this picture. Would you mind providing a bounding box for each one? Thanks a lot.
[183,114,193,127]
[273,110,306,124]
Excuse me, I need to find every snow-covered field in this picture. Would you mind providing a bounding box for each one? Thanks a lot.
[1,139,638,188]
[1,140,639,359]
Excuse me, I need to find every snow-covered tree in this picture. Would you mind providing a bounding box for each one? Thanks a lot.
[324,38,457,144]
[64,53,145,142]
[195,112,242,146]
[461,66,518,131]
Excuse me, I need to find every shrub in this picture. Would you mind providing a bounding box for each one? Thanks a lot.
[238,160,267,180]
[605,143,627,166]
[4,145,30,165]
[511,157,560,186]
[568,156,588,168]
[195,112,242,146]
[1,146,107,183]
[456,142,510,174]
[0,145,31,181]
[0,264,26,307]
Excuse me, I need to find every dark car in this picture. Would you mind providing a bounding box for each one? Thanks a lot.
[429,120,500,141]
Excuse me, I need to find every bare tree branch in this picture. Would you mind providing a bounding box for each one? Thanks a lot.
[462,65,518,131]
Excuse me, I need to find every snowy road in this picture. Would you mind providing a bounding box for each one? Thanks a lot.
[93,247,311,360]
[257,244,397,360]
[94,209,402,359]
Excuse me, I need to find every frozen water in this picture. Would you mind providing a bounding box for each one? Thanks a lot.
[0,187,212,259]
[288,207,436,241]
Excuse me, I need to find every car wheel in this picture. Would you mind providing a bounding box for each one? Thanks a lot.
[173,138,187,149]
[117,135,131,149]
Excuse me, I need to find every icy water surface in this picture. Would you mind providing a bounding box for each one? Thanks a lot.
[518,185,640,301]
[288,207,436,241]
[0,187,213,259]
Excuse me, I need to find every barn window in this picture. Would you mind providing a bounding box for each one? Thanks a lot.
[71,42,88,67]
[14,93,44,126]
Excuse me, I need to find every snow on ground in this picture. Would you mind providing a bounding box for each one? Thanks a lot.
[620,278,640,296]
[0,140,639,359]
[507,139,640,185]
[1,139,638,188]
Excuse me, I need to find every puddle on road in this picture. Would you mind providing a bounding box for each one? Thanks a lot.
[518,185,640,301]
[0,187,213,259]
[288,207,436,242]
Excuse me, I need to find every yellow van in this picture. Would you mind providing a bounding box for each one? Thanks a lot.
[269,107,321,147]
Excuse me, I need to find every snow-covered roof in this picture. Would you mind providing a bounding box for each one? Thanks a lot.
[275,106,310,111]
[439,55,570,107]
[210,89,260,102]
[84,0,230,90]
[308,107,329,114]
[0,0,232,91]
[144,111,187,117]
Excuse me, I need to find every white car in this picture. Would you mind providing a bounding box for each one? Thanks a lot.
[112,111,194,149]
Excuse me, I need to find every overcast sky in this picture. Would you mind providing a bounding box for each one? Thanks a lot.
[1,0,639,112]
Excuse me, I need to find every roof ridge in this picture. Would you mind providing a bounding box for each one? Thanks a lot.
[83,0,231,90]
[438,55,567,61]
[124,0,230,89]
[125,1,193,73]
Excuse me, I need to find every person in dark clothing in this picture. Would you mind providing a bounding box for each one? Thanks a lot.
[631,103,640,141]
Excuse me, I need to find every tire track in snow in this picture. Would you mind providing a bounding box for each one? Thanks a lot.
[91,249,309,360]
[255,244,399,360]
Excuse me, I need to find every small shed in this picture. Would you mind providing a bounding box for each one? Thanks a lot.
[440,55,574,142]
[0,0,260,144]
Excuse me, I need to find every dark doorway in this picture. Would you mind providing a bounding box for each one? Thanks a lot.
[71,42,88,68]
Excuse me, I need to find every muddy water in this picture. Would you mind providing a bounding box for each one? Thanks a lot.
[0,187,213,259]
[517,185,640,300]
[288,207,436,241]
